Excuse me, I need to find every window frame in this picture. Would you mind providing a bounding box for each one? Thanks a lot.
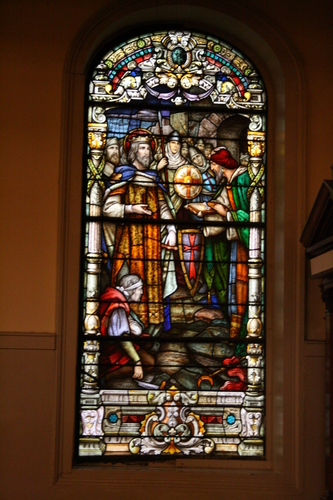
[77,28,268,463]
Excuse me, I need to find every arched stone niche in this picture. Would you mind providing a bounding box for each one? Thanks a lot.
[55,2,310,497]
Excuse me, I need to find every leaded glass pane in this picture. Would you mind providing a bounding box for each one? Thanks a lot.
[77,30,266,460]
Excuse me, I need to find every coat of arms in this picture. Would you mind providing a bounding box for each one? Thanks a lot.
[178,229,204,297]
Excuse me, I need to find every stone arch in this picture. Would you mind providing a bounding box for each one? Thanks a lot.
[217,115,250,161]
[55,3,309,496]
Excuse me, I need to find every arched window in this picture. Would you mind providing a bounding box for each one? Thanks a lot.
[77,29,266,460]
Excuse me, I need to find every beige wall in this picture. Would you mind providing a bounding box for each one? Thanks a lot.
[0,1,332,498]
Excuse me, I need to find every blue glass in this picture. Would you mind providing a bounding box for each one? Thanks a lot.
[108,413,118,424]
[227,414,236,425]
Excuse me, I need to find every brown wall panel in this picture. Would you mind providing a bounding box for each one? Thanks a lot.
[0,0,332,497]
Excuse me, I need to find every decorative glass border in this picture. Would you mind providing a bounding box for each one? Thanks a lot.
[77,29,266,461]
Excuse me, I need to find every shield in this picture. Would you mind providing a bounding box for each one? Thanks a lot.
[178,229,204,297]
[174,165,202,200]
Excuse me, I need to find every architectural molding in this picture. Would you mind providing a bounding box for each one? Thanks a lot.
[304,340,326,358]
[0,332,56,350]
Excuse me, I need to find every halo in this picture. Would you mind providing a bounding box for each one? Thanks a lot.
[123,128,157,155]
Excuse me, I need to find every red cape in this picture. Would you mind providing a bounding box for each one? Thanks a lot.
[99,287,137,377]
[100,287,130,336]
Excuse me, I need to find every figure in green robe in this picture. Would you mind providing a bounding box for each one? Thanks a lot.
[202,148,250,339]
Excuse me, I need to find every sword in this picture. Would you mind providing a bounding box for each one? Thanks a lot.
[135,380,160,390]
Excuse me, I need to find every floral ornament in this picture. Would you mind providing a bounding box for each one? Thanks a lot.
[90,30,266,109]
[129,388,215,455]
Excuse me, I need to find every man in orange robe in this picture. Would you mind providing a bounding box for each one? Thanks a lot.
[102,130,177,329]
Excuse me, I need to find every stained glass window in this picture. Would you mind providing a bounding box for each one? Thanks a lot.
[77,30,266,460]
